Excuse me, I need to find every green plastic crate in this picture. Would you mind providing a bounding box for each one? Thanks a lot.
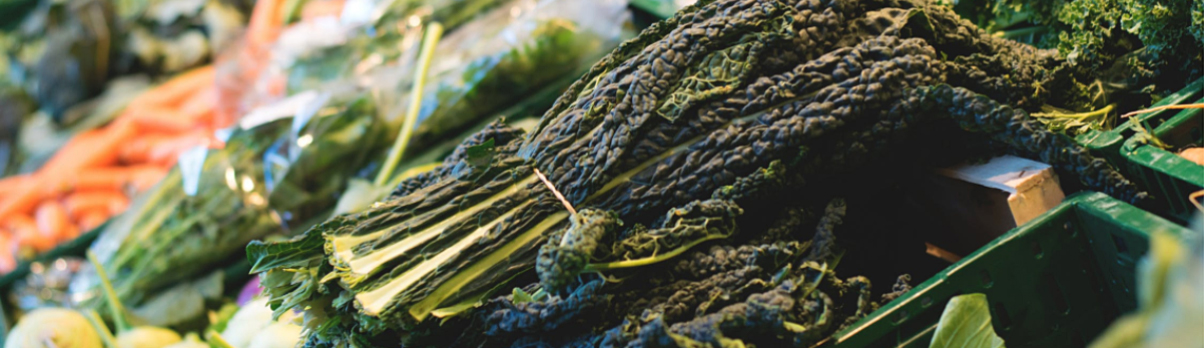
[826,192,1195,348]
[1076,78,1204,225]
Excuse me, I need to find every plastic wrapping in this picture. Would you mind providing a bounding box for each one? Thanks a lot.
[70,90,390,311]
[383,0,630,147]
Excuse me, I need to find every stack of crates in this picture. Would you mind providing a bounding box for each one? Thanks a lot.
[1077,78,1204,225]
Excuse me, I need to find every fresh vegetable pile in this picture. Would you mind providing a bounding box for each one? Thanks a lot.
[943,0,1204,135]
[0,0,249,122]
[0,66,220,273]
[0,0,297,273]
[2,0,1200,347]
[56,0,629,331]
[247,0,1158,346]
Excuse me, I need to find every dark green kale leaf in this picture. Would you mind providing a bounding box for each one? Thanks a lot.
[483,279,610,336]
[537,210,623,291]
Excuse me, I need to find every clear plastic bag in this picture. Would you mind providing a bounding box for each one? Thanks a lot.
[71,90,390,315]
[369,0,631,150]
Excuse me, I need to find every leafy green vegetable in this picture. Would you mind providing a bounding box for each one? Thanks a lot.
[406,17,611,147]
[945,0,1203,113]
[0,0,250,123]
[1,0,120,120]
[88,251,184,348]
[930,293,1007,348]
[73,94,389,313]
[249,0,1148,346]
[128,271,224,328]
[283,0,507,93]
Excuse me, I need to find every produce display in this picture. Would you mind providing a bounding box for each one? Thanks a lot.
[0,0,297,270]
[0,0,248,121]
[0,66,219,273]
[245,0,1191,346]
[0,0,1201,347]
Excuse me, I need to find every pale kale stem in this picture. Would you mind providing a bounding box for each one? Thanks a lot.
[357,201,533,316]
[1032,104,1114,119]
[408,211,571,321]
[583,233,730,271]
[332,175,539,283]
[376,23,445,187]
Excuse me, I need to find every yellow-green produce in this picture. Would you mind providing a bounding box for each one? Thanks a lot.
[4,308,103,348]
[115,326,182,348]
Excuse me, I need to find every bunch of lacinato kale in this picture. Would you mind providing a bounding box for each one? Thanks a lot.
[248,0,1147,347]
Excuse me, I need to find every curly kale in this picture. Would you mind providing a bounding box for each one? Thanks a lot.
[952,0,1203,109]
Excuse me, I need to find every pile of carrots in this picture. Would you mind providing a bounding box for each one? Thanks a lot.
[0,0,328,273]
[0,66,224,273]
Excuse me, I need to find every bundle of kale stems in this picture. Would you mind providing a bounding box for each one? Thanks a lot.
[248,0,1162,347]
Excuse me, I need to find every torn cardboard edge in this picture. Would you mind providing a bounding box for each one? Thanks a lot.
[933,155,1066,227]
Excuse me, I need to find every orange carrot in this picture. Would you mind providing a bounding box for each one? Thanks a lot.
[8,214,52,252]
[80,121,137,170]
[0,233,14,273]
[124,106,198,134]
[34,202,69,241]
[263,74,287,100]
[302,0,346,21]
[179,93,218,128]
[59,224,81,241]
[179,87,218,118]
[37,130,106,175]
[0,175,30,195]
[125,88,216,127]
[64,190,129,217]
[76,209,111,232]
[41,121,136,177]
[129,166,170,192]
[66,168,131,192]
[1,215,35,236]
[66,165,166,192]
[247,0,288,50]
[120,134,176,164]
[128,66,217,107]
[0,179,44,222]
[16,227,54,253]
[148,132,213,167]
